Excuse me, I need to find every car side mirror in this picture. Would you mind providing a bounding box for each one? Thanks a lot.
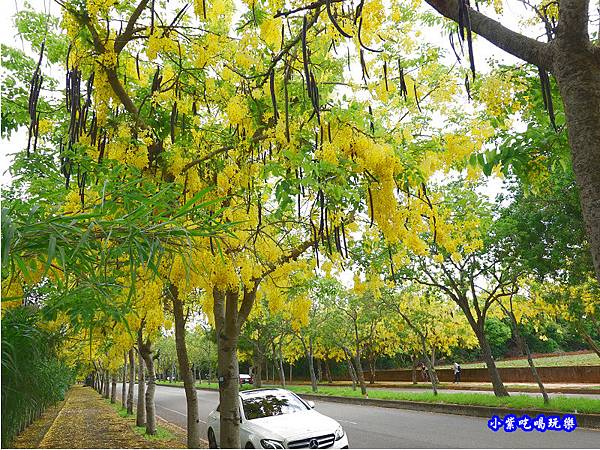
[307,400,315,408]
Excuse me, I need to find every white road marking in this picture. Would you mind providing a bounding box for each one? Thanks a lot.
[157,404,207,423]
[337,419,358,425]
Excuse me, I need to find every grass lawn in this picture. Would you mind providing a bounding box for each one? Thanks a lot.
[283,385,600,414]
[156,381,600,414]
[436,352,600,369]
[104,399,180,443]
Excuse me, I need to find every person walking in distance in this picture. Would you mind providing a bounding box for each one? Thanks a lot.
[453,362,461,384]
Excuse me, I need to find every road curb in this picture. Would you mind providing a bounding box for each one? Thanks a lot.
[297,393,600,430]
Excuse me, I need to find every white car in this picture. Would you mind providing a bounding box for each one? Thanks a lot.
[207,388,349,449]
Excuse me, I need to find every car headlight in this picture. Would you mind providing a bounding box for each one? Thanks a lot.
[334,425,345,441]
[261,439,285,449]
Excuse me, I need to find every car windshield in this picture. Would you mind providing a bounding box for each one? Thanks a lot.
[242,391,309,420]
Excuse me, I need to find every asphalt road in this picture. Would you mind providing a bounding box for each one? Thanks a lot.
[118,384,600,448]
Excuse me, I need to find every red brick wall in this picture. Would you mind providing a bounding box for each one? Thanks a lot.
[337,365,600,383]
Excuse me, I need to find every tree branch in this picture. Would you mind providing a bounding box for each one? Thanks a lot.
[114,0,150,54]
[425,0,552,69]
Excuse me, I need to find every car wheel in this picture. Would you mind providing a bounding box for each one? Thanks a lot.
[208,428,217,449]
[244,443,255,448]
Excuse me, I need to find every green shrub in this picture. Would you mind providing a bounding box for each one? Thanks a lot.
[1,307,74,447]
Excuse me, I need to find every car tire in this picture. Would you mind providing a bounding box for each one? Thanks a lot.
[208,428,217,449]
[244,443,255,448]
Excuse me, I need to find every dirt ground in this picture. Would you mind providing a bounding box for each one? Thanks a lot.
[13,385,187,448]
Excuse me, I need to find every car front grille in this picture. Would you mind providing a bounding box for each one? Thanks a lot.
[287,433,335,449]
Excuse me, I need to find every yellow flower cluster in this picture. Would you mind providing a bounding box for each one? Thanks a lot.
[260,18,281,50]
[86,0,117,17]
[477,72,525,117]
[226,95,250,126]
[146,30,179,61]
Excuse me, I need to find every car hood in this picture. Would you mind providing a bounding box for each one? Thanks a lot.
[246,409,340,441]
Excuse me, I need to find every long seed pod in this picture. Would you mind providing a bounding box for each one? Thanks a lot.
[151,67,161,93]
[136,53,141,79]
[326,0,353,38]
[324,208,333,254]
[170,101,178,144]
[464,2,476,78]
[318,189,325,235]
[302,17,312,97]
[449,31,462,63]
[27,40,45,156]
[269,68,279,123]
[383,61,389,91]
[354,0,365,24]
[358,17,382,53]
[538,67,557,130]
[464,74,471,101]
[328,122,332,143]
[398,61,408,100]
[341,222,349,258]
[311,220,320,268]
[457,0,475,78]
[307,71,320,124]
[257,198,262,228]
[347,46,351,72]
[414,84,422,112]
[458,0,465,41]
[368,105,375,134]
[388,246,395,279]
[360,49,369,83]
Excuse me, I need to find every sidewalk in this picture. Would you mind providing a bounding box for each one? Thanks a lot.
[13,385,186,448]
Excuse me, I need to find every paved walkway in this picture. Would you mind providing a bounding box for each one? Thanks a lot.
[13,385,185,448]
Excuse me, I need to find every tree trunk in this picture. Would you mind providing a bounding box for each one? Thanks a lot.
[477,328,509,397]
[368,355,376,384]
[110,374,117,403]
[431,347,436,368]
[411,355,417,385]
[316,358,322,383]
[103,371,110,398]
[277,355,286,387]
[127,349,135,415]
[552,42,600,285]
[580,325,600,358]
[324,360,333,384]
[350,351,367,396]
[214,288,242,449]
[136,351,146,427]
[289,363,293,383]
[346,358,357,390]
[172,291,202,448]
[510,313,549,404]
[307,349,318,393]
[122,354,127,408]
[139,338,157,436]
[253,346,263,388]
[419,335,438,395]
